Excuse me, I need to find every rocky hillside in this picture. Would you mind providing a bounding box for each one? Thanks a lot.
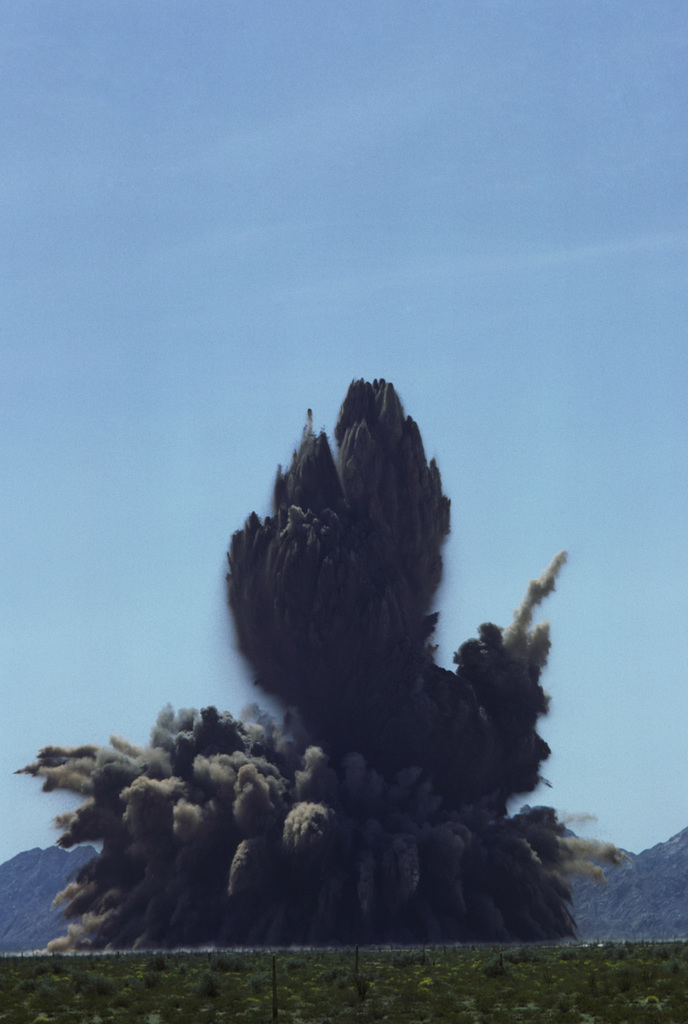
[571,826,688,940]
[0,845,96,952]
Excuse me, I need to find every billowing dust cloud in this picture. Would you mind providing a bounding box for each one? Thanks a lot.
[22,379,590,949]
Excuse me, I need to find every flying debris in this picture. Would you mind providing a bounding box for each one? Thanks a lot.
[22,378,592,949]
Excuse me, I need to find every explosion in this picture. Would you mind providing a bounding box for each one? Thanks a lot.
[22,379,583,949]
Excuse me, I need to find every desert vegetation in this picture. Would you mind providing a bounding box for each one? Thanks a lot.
[1,941,687,1023]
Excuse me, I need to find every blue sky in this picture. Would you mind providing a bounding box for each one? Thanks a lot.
[2,1,687,867]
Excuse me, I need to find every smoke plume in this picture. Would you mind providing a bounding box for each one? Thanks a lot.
[22,379,592,948]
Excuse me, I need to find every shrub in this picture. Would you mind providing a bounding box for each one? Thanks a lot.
[72,970,117,996]
[286,956,308,972]
[321,965,349,983]
[354,971,371,1001]
[506,946,545,964]
[392,950,424,968]
[614,966,634,993]
[483,952,506,977]
[35,978,59,1002]
[150,952,167,971]
[247,969,270,994]
[210,952,247,972]
[196,971,220,998]
[474,988,494,1014]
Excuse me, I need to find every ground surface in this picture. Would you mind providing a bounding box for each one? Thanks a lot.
[1,941,687,1022]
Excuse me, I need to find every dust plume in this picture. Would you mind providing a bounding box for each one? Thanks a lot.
[22,379,586,948]
[559,836,628,883]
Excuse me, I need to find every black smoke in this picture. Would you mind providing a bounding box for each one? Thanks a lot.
[21,379,598,949]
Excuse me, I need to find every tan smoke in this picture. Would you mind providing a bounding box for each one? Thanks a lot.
[503,550,568,665]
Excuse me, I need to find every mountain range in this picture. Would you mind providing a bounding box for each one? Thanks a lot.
[0,845,97,952]
[571,825,688,941]
[0,829,686,950]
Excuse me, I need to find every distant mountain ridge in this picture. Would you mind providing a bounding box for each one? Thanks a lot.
[571,825,688,941]
[0,830,686,950]
[0,845,97,952]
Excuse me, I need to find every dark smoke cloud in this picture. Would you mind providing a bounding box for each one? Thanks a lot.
[21,379,601,949]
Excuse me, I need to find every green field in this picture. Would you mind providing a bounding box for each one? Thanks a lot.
[1,941,687,1023]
